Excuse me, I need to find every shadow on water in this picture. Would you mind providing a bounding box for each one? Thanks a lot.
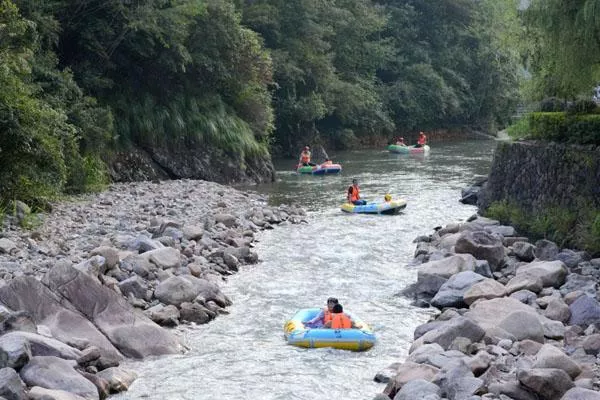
[114,140,497,400]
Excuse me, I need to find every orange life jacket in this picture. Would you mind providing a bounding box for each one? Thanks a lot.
[348,185,360,202]
[331,313,352,329]
[323,309,332,324]
[300,151,311,163]
[418,135,427,145]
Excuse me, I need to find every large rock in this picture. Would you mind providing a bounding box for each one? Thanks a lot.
[516,260,568,287]
[415,255,478,298]
[214,214,237,227]
[505,275,543,294]
[560,274,597,298]
[455,231,505,269]
[0,239,16,255]
[89,247,119,270]
[556,249,588,269]
[0,277,121,361]
[419,317,485,350]
[568,295,600,327]
[431,272,486,309]
[532,344,581,378]
[517,368,574,400]
[43,263,181,358]
[543,298,571,323]
[28,386,87,400]
[96,367,138,392]
[154,275,229,308]
[117,276,148,300]
[0,334,31,370]
[20,356,99,400]
[0,367,26,400]
[463,279,506,305]
[0,332,81,361]
[535,239,559,261]
[383,362,440,399]
[561,387,600,400]
[465,298,545,342]
[394,379,441,400]
[512,242,536,262]
[582,334,600,355]
[145,248,180,269]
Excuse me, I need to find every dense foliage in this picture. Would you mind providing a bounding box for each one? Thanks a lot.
[1,0,521,204]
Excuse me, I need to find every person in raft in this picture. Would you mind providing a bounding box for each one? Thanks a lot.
[395,137,407,146]
[321,158,333,166]
[384,193,392,203]
[415,131,427,148]
[299,145,316,166]
[347,179,367,205]
[323,304,357,329]
[304,297,338,328]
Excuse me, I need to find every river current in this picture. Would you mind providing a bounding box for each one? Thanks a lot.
[114,140,497,400]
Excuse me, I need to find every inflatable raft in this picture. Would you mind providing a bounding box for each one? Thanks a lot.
[284,308,375,351]
[387,144,430,154]
[341,199,407,215]
[296,163,342,175]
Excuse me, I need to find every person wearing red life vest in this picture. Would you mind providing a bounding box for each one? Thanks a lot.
[298,145,316,167]
[347,178,367,205]
[324,304,357,329]
[305,297,338,327]
[415,131,427,148]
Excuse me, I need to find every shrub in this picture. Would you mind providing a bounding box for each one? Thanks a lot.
[526,112,600,145]
[566,98,598,115]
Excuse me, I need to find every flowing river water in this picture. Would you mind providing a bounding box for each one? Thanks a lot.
[114,140,498,400]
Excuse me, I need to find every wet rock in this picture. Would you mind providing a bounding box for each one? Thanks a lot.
[20,356,99,400]
[0,367,26,400]
[374,362,402,383]
[28,386,87,400]
[411,255,478,300]
[179,302,212,324]
[144,304,180,327]
[96,367,138,393]
[383,362,440,399]
[79,372,109,399]
[76,347,101,367]
[0,331,81,361]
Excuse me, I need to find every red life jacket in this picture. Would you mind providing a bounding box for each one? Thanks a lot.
[323,309,332,324]
[348,185,360,202]
[300,151,311,163]
[418,134,427,145]
[331,313,352,329]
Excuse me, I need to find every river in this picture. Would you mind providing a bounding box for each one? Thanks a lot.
[114,140,497,400]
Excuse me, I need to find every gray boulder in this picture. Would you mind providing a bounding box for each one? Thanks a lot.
[28,387,87,400]
[455,231,505,269]
[179,302,213,324]
[145,248,180,269]
[394,379,441,400]
[96,367,137,392]
[431,271,486,309]
[463,279,506,305]
[568,295,600,327]
[383,362,440,399]
[154,275,229,308]
[0,332,81,361]
[498,311,544,342]
[214,214,237,227]
[0,334,31,370]
[512,242,536,262]
[505,274,543,294]
[561,387,600,400]
[0,277,121,361]
[43,263,181,358]
[484,225,516,237]
[117,276,148,300]
[510,290,538,306]
[144,304,180,327]
[560,274,597,297]
[532,344,581,378]
[535,239,559,261]
[515,260,569,288]
[0,368,26,400]
[0,240,16,255]
[89,247,119,270]
[517,368,574,400]
[543,298,571,323]
[419,317,485,350]
[556,249,588,269]
[20,356,98,400]
[414,255,478,299]
[488,381,538,400]
[582,333,600,355]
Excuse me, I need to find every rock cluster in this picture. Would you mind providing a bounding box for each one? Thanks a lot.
[0,179,305,399]
[377,215,600,400]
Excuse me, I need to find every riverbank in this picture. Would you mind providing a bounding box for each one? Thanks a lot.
[375,215,600,400]
[0,179,305,399]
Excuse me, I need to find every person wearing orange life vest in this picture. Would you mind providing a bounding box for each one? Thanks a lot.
[323,304,357,329]
[298,145,316,167]
[304,297,338,328]
[415,131,427,148]
[347,178,367,206]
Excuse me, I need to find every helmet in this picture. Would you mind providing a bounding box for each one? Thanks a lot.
[384,194,392,201]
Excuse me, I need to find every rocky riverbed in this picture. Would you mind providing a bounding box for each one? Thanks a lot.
[0,179,305,399]
[374,215,600,400]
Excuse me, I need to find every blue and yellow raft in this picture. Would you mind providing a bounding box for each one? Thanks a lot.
[284,308,376,351]
[341,199,407,215]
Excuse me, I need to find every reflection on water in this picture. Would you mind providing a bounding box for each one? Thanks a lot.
[114,140,497,400]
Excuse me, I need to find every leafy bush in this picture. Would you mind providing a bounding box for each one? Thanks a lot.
[506,117,531,139]
[526,112,600,144]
